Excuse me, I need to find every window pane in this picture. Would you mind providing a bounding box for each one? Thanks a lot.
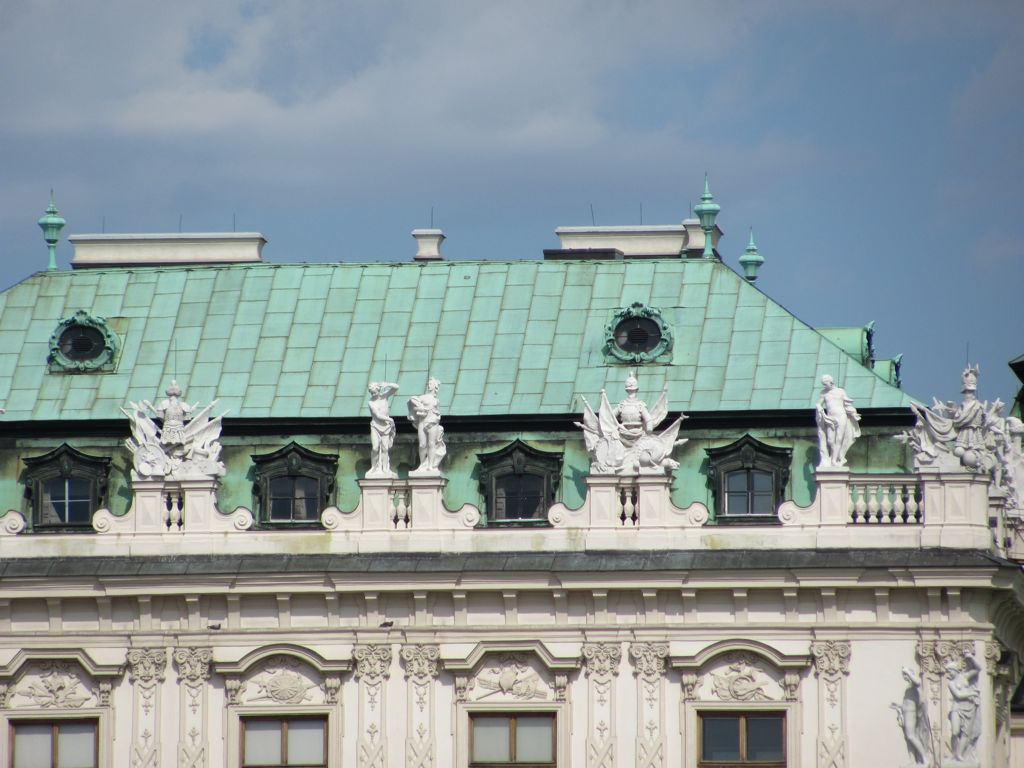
[244,720,282,765]
[494,475,544,520]
[67,478,92,501]
[270,496,293,520]
[66,499,92,525]
[726,491,749,515]
[752,471,773,492]
[14,724,52,768]
[515,715,553,762]
[57,722,98,768]
[726,471,749,492]
[751,491,774,515]
[746,715,784,761]
[286,719,326,765]
[702,716,740,761]
[293,477,318,521]
[472,717,511,762]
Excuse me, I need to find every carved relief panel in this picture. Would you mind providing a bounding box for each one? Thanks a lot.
[583,642,622,768]
[354,644,393,768]
[402,644,441,768]
[629,642,669,768]
[175,647,213,768]
[456,652,565,703]
[127,648,167,768]
[811,640,851,768]
[5,660,102,709]
[225,654,327,706]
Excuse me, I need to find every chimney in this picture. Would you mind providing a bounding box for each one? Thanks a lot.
[412,229,445,261]
[68,233,265,268]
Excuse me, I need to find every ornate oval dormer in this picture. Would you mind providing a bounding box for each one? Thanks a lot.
[48,310,119,373]
[603,302,673,364]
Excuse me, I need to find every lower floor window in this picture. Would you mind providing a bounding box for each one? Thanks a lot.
[10,719,98,768]
[699,712,785,766]
[470,712,555,766]
[241,716,326,768]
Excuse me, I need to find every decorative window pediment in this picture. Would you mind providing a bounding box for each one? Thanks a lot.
[48,310,119,373]
[22,444,110,531]
[251,442,338,527]
[705,435,791,523]
[477,440,562,528]
[603,302,673,364]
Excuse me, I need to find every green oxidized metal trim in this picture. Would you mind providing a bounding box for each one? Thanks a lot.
[602,301,674,365]
[48,310,120,373]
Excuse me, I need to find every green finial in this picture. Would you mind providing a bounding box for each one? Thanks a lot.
[738,227,764,282]
[37,190,66,272]
[692,173,720,259]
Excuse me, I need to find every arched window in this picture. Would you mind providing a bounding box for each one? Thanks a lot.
[251,443,337,527]
[477,440,562,528]
[705,435,791,523]
[22,444,110,531]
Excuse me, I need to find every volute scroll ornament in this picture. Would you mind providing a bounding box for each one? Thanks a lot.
[628,642,669,683]
[582,642,622,683]
[354,644,394,684]
[401,645,441,684]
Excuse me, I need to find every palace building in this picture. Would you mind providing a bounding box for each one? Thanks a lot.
[1,186,1022,768]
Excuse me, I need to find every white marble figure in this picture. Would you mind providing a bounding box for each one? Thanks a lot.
[897,365,1024,512]
[815,374,861,468]
[577,373,686,475]
[367,382,399,479]
[123,380,226,479]
[891,666,932,767]
[945,654,982,766]
[407,377,447,476]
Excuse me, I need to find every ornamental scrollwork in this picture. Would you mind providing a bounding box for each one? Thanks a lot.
[629,642,668,684]
[582,642,622,684]
[810,640,851,682]
[48,310,119,373]
[173,647,213,686]
[401,645,440,684]
[603,302,673,364]
[354,645,393,684]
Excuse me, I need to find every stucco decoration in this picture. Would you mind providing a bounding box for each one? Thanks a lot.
[174,648,213,768]
[603,302,673,364]
[897,365,1024,512]
[354,644,393,768]
[892,665,933,767]
[249,656,318,705]
[407,378,447,476]
[127,648,168,768]
[578,375,687,475]
[816,375,861,468]
[367,382,399,479]
[401,645,441,768]
[811,640,852,768]
[0,509,26,535]
[48,309,119,373]
[469,654,552,701]
[11,661,93,709]
[123,380,227,480]
[629,642,668,768]
[583,643,622,768]
[943,653,982,766]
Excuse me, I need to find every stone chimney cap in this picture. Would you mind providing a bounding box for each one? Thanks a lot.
[412,228,445,261]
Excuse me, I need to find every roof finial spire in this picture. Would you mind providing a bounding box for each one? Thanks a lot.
[693,173,720,259]
[38,190,66,272]
[738,227,764,282]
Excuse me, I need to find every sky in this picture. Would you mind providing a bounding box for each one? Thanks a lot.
[1,0,1021,407]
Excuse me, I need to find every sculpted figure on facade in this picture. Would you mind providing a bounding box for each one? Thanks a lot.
[367,382,399,479]
[816,375,861,468]
[897,365,1023,512]
[891,666,932,767]
[946,654,982,766]
[578,374,686,475]
[123,380,227,479]
[407,377,447,476]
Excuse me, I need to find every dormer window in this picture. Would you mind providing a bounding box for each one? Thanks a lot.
[252,443,337,527]
[22,444,110,531]
[705,435,791,524]
[477,440,562,528]
[603,302,673,364]
[48,310,119,373]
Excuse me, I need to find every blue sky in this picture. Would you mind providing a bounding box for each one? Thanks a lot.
[1,1,1021,406]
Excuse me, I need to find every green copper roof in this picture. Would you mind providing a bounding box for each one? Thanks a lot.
[0,259,914,420]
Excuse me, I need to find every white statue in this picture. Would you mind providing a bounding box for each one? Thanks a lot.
[897,365,1023,512]
[891,666,932,767]
[407,377,447,476]
[815,374,861,468]
[945,654,982,766]
[367,381,399,479]
[577,373,686,475]
[123,380,226,479]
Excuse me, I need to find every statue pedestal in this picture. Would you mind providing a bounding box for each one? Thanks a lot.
[634,475,673,526]
[132,478,171,532]
[586,474,626,528]
[814,467,851,526]
[358,479,402,530]
[407,476,447,529]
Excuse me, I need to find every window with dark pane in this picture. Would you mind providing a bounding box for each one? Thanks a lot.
[470,712,556,767]
[22,444,110,532]
[477,440,562,528]
[613,316,661,355]
[241,716,327,768]
[58,324,105,361]
[11,719,98,768]
[705,435,791,524]
[251,442,337,528]
[698,712,785,767]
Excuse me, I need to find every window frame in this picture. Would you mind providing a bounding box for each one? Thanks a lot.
[697,711,787,768]
[705,435,791,524]
[21,444,110,532]
[476,440,562,528]
[251,442,338,528]
[469,712,557,767]
[8,717,100,768]
[239,714,328,768]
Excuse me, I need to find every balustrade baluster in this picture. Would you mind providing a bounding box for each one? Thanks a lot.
[893,485,907,523]
[623,485,636,527]
[395,488,409,529]
[907,487,920,523]
[880,484,894,523]
[866,485,880,523]
[852,485,868,523]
